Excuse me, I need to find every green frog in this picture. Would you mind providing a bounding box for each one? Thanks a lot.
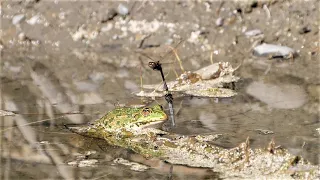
[95,104,167,134]
[68,104,319,179]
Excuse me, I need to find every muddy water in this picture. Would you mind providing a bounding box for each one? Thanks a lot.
[1,1,319,179]
[1,53,319,179]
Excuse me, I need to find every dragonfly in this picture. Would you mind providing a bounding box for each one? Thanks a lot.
[137,40,185,127]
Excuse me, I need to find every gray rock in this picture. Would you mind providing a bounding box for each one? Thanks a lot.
[12,14,25,25]
[253,43,296,58]
[194,63,220,80]
[117,4,129,16]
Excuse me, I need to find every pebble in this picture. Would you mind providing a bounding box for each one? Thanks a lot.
[253,43,296,58]
[215,17,224,27]
[246,81,307,109]
[27,15,40,25]
[18,32,26,41]
[245,29,263,37]
[101,23,113,32]
[187,30,201,44]
[71,28,86,41]
[117,4,129,16]
[12,14,25,25]
[194,63,220,80]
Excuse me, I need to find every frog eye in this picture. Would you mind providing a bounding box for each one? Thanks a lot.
[159,105,164,110]
[142,108,152,117]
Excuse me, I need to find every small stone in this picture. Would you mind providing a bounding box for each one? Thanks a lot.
[117,4,129,16]
[245,29,263,37]
[194,63,220,80]
[27,15,40,25]
[253,43,296,59]
[101,23,113,32]
[187,30,201,44]
[18,32,26,41]
[71,29,85,41]
[215,17,224,27]
[12,14,25,25]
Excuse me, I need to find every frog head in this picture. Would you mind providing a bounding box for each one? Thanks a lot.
[98,104,168,132]
[130,105,168,129]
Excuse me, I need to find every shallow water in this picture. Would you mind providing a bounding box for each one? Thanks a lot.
[1,1,319,179]
[1,53,319,179]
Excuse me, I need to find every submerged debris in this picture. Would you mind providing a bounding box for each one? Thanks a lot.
[138,62,239,98]
[0,109,15,116]
[68,159,98,167]
[69,124,320,179]
[255,128,274,135]
[114,158,149,172]
[184,87,237,97]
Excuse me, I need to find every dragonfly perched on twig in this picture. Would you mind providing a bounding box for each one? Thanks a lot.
[137,41,185,127]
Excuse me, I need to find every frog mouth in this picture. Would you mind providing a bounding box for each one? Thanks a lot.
[136,120,166,128]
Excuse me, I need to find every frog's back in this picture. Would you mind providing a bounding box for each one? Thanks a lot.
[95,106,141,129]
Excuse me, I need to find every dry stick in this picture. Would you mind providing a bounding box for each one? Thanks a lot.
[210,51,214,64]
[139,65,143,92]
[168,46,185,72]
